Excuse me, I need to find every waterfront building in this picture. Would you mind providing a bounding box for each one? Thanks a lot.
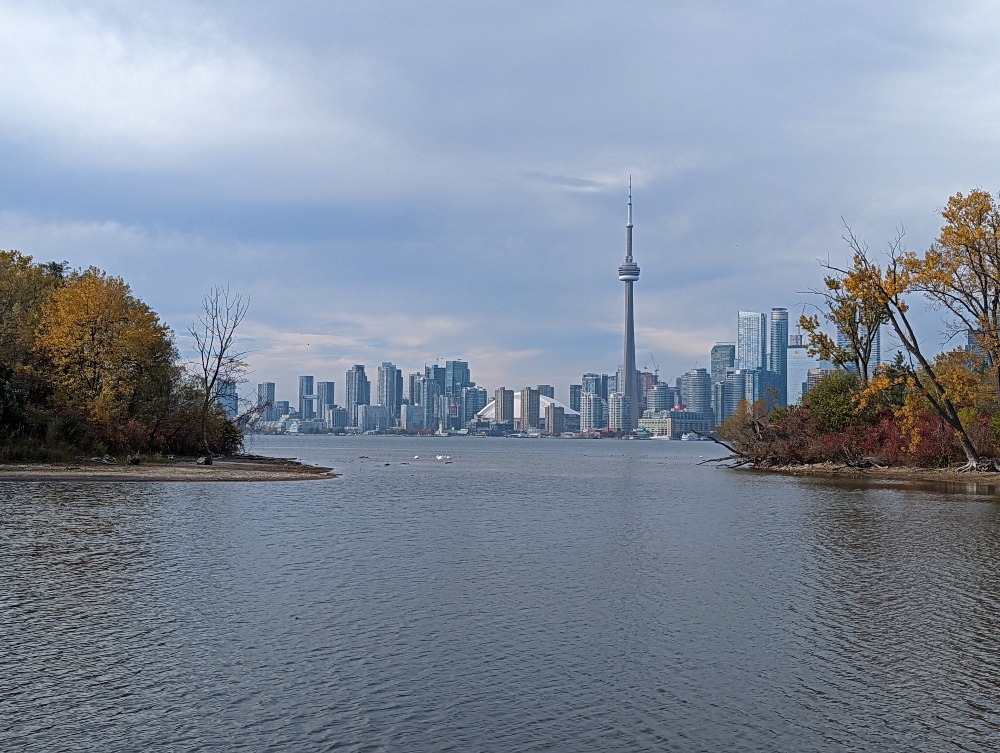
[298,375,316,420]
[569,384,582,412]
[357,404,389,433]
[274,400,290,418]
[608,392,632,432]
[257,382,277,421]
[345,365,370,427]
[415,375,441,431]
[494,387,515,425]
[769,308,789,406]
[545,403,565,436]
[537,384,555,399]
[520,387,541,431]
[426,364,446,393]
[579,391,607,433]
[618,180,641,430]
[326,406,349,429]
[681,368,712,413]
[737,311,767,370]
[638,409,715,438]
[316,381,336,423]
[399,403,423,432]
[377,362,403,422]
[461,386,488,427]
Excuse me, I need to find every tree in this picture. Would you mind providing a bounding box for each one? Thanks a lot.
[907,189,1000,402]
[800,223,888,385]
[33,267,177,437]
[0,251,63,370]
[837,226,984,469]
[189,286,249,455]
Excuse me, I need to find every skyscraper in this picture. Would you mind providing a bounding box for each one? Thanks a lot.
[769,308,789,406]
[737,311,767,370]
[444,360,471,396]
[494,387,515,426]
[710,343,736,385]
[298,376,315,420]
[618,180,641,431]
[345,365,370,427]
[681,368,712,413]
[520,387,540,431]
[257,381,276,421]
[569,384,582,412]
[316,381,336,422]
[579,391,607,433]
[377,362,403,422]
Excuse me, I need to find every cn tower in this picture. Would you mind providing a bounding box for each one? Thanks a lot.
[618,179,640,430]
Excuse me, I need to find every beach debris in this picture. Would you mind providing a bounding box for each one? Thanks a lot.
[196,455,213,465]
[126,454,142,465]
[88,454,117,464]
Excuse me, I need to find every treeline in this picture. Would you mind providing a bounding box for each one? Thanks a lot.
[721,188,1000,471]
[0,251,242,461]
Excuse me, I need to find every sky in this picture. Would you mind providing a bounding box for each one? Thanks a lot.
[2,0,998,405]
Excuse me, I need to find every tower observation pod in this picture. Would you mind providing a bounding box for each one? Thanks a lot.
[619,178,640,430]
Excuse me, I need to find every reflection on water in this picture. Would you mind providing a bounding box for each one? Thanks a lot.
[3,438,1000,752]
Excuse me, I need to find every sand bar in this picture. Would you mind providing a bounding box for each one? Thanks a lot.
[0,454,337,482]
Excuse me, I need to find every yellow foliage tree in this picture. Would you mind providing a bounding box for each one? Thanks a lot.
[907,189,1000,402]
[0,251,63,370]
[34,268,176,432]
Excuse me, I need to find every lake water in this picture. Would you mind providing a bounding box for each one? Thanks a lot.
[3,435,1000,752]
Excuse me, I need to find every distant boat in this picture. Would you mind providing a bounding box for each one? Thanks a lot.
[680,432,710,441]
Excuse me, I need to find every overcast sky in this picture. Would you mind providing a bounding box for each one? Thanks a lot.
[2,1,998,404]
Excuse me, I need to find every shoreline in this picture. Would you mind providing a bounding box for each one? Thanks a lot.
[0,454,337,483]
[745,461,1000,490]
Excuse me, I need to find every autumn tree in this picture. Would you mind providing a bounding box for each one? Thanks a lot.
[0,251,64,370]
[837,226,985,469]
[800,225,888,385]
[906,189,1000,402]
[189,286,249,456]
[34,268,177,440]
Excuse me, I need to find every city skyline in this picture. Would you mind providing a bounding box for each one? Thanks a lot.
[0,3,991,397]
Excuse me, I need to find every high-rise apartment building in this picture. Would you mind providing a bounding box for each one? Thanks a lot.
[377,362,403,422]
[681,368,712,413]
[316,381,335,422]
[416,376,441,431]
[298,376,316,420]
[345,365,370,427]
[569,384,582,412]
[536,384,555,399]
[737,311,767,370]
[213,379,238,419]
[608,392,632,432]
[494,388,515,426]
[710,343,736,385]
[579,391,607,433]
[544,403,565,436]
[769,308,789,406]
[520,387,540,431]
[257,382,276,421]
[461,386,488,427]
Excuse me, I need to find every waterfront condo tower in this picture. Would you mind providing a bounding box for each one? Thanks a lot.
[618,180,640,430]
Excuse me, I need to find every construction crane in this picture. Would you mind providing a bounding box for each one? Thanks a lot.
[649,353,659,379]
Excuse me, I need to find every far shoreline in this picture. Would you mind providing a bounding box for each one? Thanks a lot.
[0,454,337,483]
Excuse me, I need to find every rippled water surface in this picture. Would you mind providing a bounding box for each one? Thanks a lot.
[4,436,1000,751]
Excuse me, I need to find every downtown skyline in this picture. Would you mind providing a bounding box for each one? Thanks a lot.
[0,2,993,396]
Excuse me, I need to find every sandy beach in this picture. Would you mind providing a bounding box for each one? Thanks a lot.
[0,454,337,482]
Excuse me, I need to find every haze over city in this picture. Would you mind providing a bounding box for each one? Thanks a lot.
[1,2,996,402]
